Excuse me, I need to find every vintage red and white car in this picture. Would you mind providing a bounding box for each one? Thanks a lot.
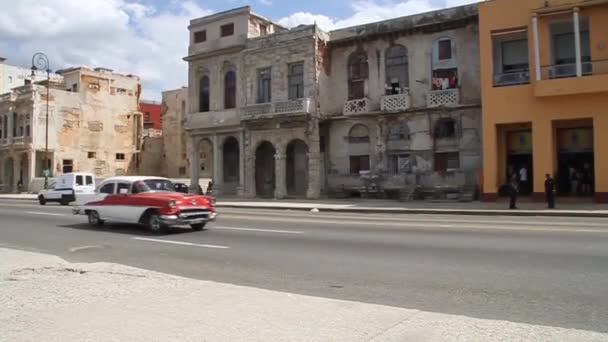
[73,176,216,234]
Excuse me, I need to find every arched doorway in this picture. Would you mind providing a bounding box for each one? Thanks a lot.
[255,141,275,198]
[198,139,213,179]
[286,139,308,197]
[222,137,240,195]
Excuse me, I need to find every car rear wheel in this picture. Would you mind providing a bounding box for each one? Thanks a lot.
[38,196,46,205]
[60,198,70,206]
[88,211,104,227]
[148,213,167,234]
[191,223,206,231]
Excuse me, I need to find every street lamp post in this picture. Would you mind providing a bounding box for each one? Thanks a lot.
[31,53,51,190]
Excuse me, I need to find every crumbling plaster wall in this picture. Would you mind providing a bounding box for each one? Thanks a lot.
[162,88,190,178]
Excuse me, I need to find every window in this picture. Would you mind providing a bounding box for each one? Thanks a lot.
[348,50,368,100]
[117,88,127,94]
[86,176,94,185]
[438,39,452,60]
[181,101,186,116]
[492,30,530,86]
[12,112,17,137]
[288,62,304,100]
[257,68,272,103]
[116,153,125,160]
[144,122,154,129]
[194,30,206,43]
[62,160,73,173]
[221,23,234,37]
[25,124,30,137]
[199,76,210,112]
[116,183,130,194]
[224,71,237,109]
[76,175,84,186]
[389,154,410,175]
[350,155,370,174]
[434,152,460,172]
[88,83,100,90]
[434,118,457,139]
[260,24,268,36]
[99,183,115,194]
[8,76,12,83]
[388,122,409,140]
[144,112,151,122]
[88,152,96,159]
[72,83,78,92]
[385,45,409,95]
[348,124,370,143]
[501,39,529,72]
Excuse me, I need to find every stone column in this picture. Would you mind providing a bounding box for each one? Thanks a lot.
[573,8,582,77]
[13,154,21,193]
[212,134,222,196]
[306,152,321,199]
[189,136,200,193]
[0,156,5,191]
[274,152,287,199]
[27,151,35,192]
[237,130,245,197]
[532,15,541,81]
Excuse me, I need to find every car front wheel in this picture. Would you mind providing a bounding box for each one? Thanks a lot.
[88,211,104,227]
[148,213,167,234]
[191,223,206,231]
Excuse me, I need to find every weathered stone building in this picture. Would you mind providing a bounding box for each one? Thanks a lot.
[0,67,142,193]
[185,5,481,199]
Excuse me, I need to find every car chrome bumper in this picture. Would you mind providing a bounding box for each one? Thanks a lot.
[159,212,217,225]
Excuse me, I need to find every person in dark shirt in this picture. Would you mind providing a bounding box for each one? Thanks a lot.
[509,174,519,210]
[544,174,556,209]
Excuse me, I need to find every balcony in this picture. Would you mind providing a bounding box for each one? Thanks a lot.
[427,88,460,108]
[493,71,530,87]
[11,136,32,145]
[185,109,240,130]
[241,98,312,120]
[535,60,608,97]
[343,98,370,116]
[380,91,411,112]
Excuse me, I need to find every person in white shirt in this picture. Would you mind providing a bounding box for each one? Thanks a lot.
[519,166,528,195]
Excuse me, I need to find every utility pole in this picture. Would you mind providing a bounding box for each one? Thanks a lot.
[31,52,51,190]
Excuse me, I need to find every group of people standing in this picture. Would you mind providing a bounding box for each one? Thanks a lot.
[566,163,593,196]
[506,165,556,210]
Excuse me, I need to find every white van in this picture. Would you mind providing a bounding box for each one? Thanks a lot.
[38,172,96,205]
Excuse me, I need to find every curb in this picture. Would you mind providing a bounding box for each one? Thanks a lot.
[217,204,608,218]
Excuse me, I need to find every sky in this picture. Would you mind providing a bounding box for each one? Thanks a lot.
[0,0,478,100]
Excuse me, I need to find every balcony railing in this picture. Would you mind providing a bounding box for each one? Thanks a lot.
[241,98,311,120]
[11,136,32,145]
[427,88,460,108]
[185,109,240,130]
[380,91,411,112]
[541,62,593,79]
[343,98,370,115]
[493,71,530,87]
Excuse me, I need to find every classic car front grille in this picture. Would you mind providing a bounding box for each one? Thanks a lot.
[178,208,210,220]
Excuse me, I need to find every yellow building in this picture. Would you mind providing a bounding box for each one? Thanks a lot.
[479,0,608,203]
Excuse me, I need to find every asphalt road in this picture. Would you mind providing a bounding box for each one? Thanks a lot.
[1,199,608,333]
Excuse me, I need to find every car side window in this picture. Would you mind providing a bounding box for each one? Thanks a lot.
[116,183,131,195]
[76,175,84,186]
[86,176,93,185]
[99,183,115,194]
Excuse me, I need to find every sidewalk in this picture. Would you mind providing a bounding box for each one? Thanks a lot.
[2,193,608,217]
[1,247,605,342]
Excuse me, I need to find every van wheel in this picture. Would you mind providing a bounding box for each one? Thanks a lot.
[38,196,46,205]
[148,213,167,234]
[88,211,104,227]
[60,198,70,206]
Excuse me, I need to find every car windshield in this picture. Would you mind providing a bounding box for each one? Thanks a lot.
[133,179,175,193]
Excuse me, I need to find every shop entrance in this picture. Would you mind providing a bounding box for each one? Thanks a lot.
[555,125,594,196]
[506,130,533,196]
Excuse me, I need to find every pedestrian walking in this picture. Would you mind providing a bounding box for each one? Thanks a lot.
[545,174,556,209]
[519,165,528,195]
[569,166,579,196]
[509,174,519,210]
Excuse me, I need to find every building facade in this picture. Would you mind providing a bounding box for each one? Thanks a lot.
[0,57,54,95]
[185,5,481,199]
[479,0,608,202]
[0,67,142,193]
[140,100,162,130]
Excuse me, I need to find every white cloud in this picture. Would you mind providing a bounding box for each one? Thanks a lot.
[0,0,211,100]
[278,0,479,30]
[260,0,273,5]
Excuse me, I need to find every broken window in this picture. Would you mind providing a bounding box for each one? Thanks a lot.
[224,71,237,109]
[388,122,409,140]
[348,124,370,143]
[221,23,234,37]
[259,24,268,36]
[348,50,368,100]
[385,45,409,95]
[350,155,370,175]
[389,154,410,174]
[194,30,206,43]
[62,160,73,173]
[116,153,125,160]
[288,62,304,100]
[88,152,96,159]
[199,76,210,112]
[434,118,457,139]
[257,68,272,103]
[434,152,460,172]
[88,83,100,90]
[116,88,127,94]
